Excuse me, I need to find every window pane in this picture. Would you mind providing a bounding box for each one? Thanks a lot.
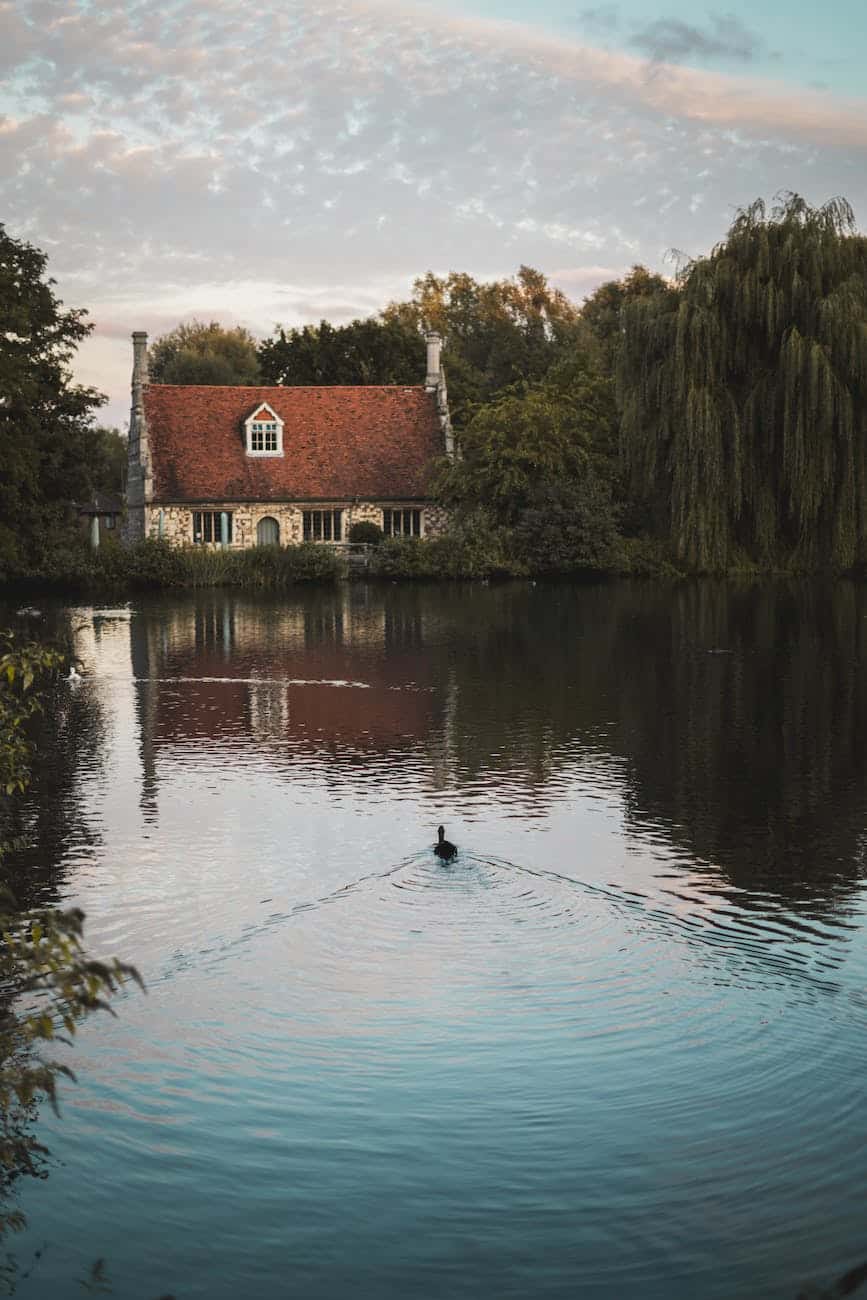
[313,512,322,541]
[334,510,343,542]
[412,510,420,536]
[323,512,332,541]
[382,509,391,536]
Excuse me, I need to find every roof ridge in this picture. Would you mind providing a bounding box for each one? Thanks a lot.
[149,383,428,391]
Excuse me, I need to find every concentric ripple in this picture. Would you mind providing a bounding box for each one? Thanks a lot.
[6,585,867,1300]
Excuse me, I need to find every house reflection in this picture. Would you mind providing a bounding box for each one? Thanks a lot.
[131,588,443,817]
[128,579,867,917]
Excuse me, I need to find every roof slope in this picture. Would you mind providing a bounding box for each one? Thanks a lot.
[144,385,443,502]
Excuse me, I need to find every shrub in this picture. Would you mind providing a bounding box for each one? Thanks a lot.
[348,521,384,545]
[619,537,685,578]
[512,476,624,574]
[235,543,346,587]
[119,539,188,587]
[366,515,518,580]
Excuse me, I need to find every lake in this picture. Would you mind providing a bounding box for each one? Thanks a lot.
[5,579,867,1299]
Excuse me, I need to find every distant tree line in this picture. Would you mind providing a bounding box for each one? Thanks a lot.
[2,192,866,579]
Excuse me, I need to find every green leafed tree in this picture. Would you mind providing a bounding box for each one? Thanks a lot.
[258,316,423,388]
[580,265,673,376]
[0,224,106,578]
[619,194,867,571]
[258,267,584,426]
[434,354,621,570]
[82,426,127,498]
[436,355,617,523]
[384,265,584,423]
[149,320,262,385]
[0,634,140,1238]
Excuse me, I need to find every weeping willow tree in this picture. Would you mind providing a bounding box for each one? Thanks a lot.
[619,194,867,570]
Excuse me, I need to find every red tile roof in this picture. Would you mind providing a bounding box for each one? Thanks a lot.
[143,385,444,502]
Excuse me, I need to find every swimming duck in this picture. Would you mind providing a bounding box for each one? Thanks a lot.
[65,665,82,684]
[434,825,457,862]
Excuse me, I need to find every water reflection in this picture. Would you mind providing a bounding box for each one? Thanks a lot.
[6,581,867,1300]
[128,581,867,918]
[1,611,109,911]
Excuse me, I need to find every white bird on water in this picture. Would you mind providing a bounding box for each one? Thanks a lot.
[65,665,82,684]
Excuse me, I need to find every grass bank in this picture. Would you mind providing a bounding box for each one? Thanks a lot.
[3,533,690,592]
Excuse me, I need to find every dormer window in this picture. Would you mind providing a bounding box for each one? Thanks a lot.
[244,402,284,457]
[251,420,278,452]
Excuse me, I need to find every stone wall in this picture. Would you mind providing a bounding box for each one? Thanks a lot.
[144,501,449,547]
[422,504,449,537]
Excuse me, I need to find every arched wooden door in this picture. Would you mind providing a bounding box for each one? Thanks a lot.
[256,516,280,545]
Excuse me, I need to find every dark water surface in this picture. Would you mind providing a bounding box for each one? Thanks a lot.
[6,580,867,1298]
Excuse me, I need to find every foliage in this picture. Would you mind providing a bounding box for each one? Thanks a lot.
[512,476,624,574]
[367,516,517,580]
[435,355,618,525]
[347,522,384,546]
[0,638,65,798]
[232,543,346,586]
[258,317,422,388]
[258,267,584,427]
[95,540,345,589]
[149,320,261,386]
[81,427,127,499]
[619,193,867,571]
[580,265,673,376]
[0,636,141,1236]
[618,537,685,579]
[0,224,106,580]
[384,266,584,424]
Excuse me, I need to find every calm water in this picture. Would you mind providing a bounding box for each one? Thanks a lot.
[5,580,867,1298]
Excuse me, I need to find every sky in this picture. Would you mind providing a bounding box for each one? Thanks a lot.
[2,0,865,428]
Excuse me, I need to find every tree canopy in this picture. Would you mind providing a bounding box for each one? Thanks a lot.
[0,225,105,577]
[149,320,262,385]
[436,351,621,517]
[580,265,673,376]
[258,267,583,425]
[384,265,583,421]
[258,316,423,388]
[619,194,867,570]
[82,426,127,499]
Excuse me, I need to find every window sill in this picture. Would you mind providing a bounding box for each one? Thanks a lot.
[246,450,284,458]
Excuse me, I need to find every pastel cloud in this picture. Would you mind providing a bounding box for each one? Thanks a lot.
[1,0,864,425]
[628,14,769,66]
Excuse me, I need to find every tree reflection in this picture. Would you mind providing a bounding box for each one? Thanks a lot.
[129,580,867,916]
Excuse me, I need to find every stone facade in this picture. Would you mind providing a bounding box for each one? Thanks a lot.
[146,499,449,547]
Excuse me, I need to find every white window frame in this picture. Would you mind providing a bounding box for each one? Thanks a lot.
[383,507,423,538]
[244,402,284,457]
[303,509,344,543]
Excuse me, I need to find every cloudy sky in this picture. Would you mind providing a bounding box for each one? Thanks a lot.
[2,0,865,427]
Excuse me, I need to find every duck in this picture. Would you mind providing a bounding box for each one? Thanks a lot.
[434,825,457,862]
[65,664,82,684]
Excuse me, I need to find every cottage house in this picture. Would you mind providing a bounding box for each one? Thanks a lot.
[125,331,453,547]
